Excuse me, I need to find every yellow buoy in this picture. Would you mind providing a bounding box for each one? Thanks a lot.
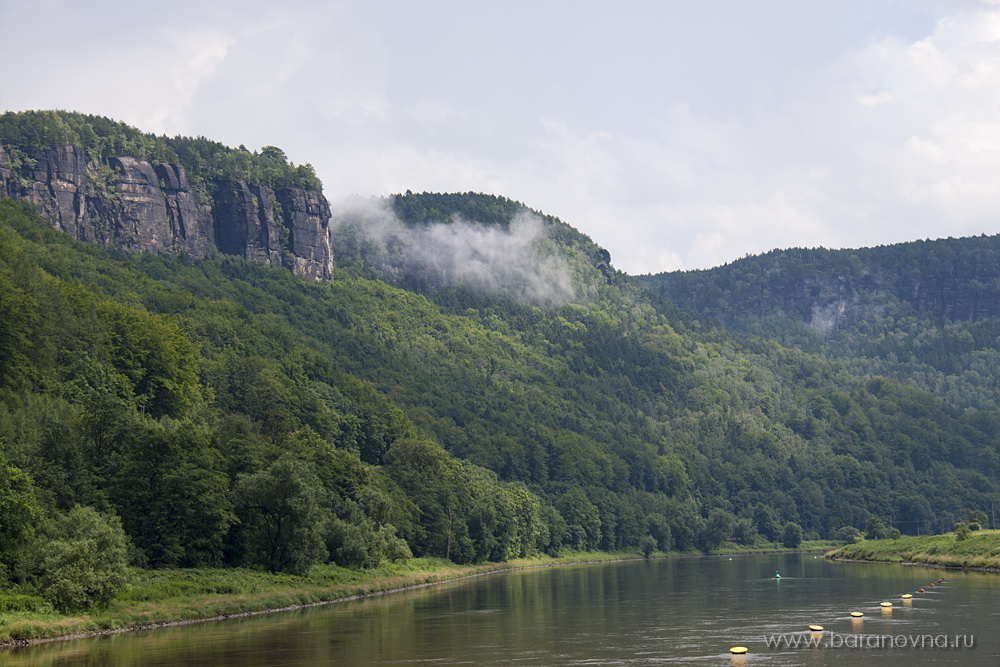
[917,588,925,592]
[730,646,748,654]
[902,594,913,599]
[880,602,892,607]
[850,611,864,617]
[808,624,824,631]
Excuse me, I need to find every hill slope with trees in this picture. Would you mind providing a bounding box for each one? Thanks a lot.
[636,237,1000,412]
[0,114,998,615]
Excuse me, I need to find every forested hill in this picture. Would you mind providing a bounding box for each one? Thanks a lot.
[1,115,1000,613]
[635,237,1000,411]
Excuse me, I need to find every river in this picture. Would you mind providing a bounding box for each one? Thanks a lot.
[5,553,999,665]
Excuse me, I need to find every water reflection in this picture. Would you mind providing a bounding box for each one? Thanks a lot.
[6,553,1000,666]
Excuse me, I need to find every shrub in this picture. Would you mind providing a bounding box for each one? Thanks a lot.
[640,535,657,559]
[0,593,45,612]
[36,506,133,612]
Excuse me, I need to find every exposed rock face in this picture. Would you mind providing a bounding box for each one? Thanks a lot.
[107,156,217,257]
[25,145,93,240]
[0,146,11,198]
[0,144,333,279]
[152,162,217,258]
[277,187,334,280]
[212,179,283,266]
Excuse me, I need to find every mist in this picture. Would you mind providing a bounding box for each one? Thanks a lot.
[329,197,579,306]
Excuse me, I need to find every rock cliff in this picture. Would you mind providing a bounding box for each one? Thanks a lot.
[0,144,333,279]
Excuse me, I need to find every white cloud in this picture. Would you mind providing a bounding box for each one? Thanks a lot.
[329,197,579,305]
[5,1,1000,274]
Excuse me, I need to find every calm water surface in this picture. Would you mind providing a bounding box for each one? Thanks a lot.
[6,553,1000,666]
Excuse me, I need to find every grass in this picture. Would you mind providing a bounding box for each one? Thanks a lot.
[712,539,840,554]
[0,552,635,645]
[0,544,836,646]
[826,529,1000,570]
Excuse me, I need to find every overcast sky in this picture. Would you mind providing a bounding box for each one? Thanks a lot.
[2,0,999,274]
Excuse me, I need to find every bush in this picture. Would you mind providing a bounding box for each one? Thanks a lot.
[954,523,972,541]
[36,506,133,612]
[640,535,657,559]
[0,593,45,612]
[833,526,861,542]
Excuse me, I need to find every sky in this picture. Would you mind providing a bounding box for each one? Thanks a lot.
[2,0,1000,275]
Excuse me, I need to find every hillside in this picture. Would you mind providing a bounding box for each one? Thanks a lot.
[1,112,999,616]
[636,238,1000,411]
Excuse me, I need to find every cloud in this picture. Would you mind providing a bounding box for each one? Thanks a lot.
[329,197,579,305]
[0,1,236,135]
[6,0,1000,275]
[521,0,1000,273]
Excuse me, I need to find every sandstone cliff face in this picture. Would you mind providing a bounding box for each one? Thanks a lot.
[277,187,334,280]
[0,146,11,199]
[0,144,333,279]
[212,179,283,266]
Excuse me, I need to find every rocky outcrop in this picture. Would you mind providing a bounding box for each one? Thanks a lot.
[24,145,92,240]
[0,146,11,198]
[212,179,283,267]
[0,144,333,280]
[106,156,217,257]
[277,187,334,280]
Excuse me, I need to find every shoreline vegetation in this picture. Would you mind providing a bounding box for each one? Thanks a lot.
[825,529,1000,572]
[1,542,833,648]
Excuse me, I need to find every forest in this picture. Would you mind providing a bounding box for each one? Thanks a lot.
[636,238,1000,412]
[1,112,999,614]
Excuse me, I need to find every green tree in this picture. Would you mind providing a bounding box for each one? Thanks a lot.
[0,271,36,389]
[731,517,758,545]
[640,535,657,558]
[111,422,234,567]
[645,512,672,552]
[782,521,803,549]
[35,506,132,612]
[697,508,736,551]
[0,453,43,581]
[752,504,780,542]
[554,488,602,551]
[384,438,475,561]
[965,509,988,531]
[863,515,889,540]
[233,457,328,574]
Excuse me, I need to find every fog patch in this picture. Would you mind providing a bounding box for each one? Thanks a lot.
[330,197,578,305]
[809,301,845,333]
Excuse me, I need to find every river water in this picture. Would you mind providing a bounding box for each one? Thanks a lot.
[5,553,999,665]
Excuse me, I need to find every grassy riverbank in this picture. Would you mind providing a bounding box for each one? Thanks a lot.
[1,543,833,646]
[0,555,588,645]
[826,530,1000,570]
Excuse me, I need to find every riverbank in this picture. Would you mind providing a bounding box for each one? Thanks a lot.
[1,542,832,647]
[825,529,1000,572]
